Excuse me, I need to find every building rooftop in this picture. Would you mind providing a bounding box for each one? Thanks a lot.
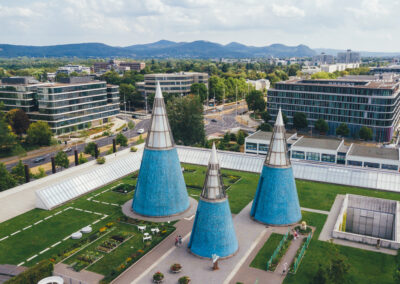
[246,130,294,142]
[293,137,343,151]
[278,78,399,90]
[348,144,399,161]
[145,72,208,77]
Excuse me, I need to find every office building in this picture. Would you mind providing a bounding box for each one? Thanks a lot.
[267,77,400,141]
[56,65,91,76]
[337,49,361,64]
[93,60,145,73]
[0,76,120,134]
[245,131,400,171]
[312,53,335,65]
[137,72,209,96]
[246,79,270,91]
[371,65,400,74]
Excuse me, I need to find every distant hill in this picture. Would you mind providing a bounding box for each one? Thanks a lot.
[0,40,316,58]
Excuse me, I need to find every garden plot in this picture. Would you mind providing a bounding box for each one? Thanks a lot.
[0,207,105,266]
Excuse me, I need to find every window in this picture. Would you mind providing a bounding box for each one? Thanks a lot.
[337,153,346,164]
[306,152,320,161]
[321,154,336,163]
[292,151,305,159]
[382,164,398,171]
[364,162,380,169]
[348,160,362,167]
[246,142,257,151]
[259,144,269,152]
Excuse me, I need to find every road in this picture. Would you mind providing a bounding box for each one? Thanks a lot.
[5,106,253,172]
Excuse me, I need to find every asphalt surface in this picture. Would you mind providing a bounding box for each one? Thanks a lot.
[5,106,253,175]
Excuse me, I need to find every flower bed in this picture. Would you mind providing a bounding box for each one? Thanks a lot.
[112,184,134,194]
[73,250,103,271]
[178,276,191,284]
[170,263,182,273]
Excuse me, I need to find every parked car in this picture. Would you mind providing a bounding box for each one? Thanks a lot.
[122,127,128,132]
[63,147,72,153]
[33,156,45,163]
[137,128,145,134]
[211,119,217,122]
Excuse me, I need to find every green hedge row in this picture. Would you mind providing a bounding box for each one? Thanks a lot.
[4,260,53,284]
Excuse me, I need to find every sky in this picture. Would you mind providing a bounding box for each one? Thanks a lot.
[0,0,399,52]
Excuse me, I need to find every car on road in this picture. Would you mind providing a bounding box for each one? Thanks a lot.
[137,128,145,134]
[211,119,217,122]
[33,156,45,163]
[63,147,72,153]
[122,127,128,132]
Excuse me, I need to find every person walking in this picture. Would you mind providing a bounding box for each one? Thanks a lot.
[175,236,179,247]
[178,235,183,246]
[282,262,288,275]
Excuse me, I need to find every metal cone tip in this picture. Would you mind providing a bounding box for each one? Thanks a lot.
[275,108,284,127]
[209,142,219,165]
[155,81,163,99]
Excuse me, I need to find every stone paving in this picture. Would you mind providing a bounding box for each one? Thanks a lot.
[54,263,104,284]
[119,202,267,284]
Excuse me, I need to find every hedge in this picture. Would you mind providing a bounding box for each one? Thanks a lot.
[4,260,53,284]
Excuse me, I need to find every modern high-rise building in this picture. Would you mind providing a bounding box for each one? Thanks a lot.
[312,52,335,65]
[137,72,209,96]
[267,77,400,142]
[0,76,120,134]
[337,49,361,64]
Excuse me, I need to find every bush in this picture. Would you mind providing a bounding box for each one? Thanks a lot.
[97,157,105,164]
[171,263,182,272]
[130,146,137,152]
[4,260,53,284]
[178,276,191,284]
[78,153,88,164]
[153,272,164,281]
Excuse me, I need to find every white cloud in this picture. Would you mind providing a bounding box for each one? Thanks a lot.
[0,0,399,52]
[272,4,305,18]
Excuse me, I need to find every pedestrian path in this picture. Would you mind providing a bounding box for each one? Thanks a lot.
[301,207,330,215]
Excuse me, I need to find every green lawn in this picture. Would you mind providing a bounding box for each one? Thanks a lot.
[250,233,283,271]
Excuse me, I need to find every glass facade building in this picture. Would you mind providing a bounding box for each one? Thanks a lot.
[0,77,120,134]
[267,79,400,142]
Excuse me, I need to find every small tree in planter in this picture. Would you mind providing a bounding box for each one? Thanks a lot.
[130,146,137,152]
[153,271,164,283]
[170,263,182,273]
[178,276,191,284]
[96,157,105,164]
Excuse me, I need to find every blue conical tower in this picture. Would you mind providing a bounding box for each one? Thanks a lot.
[131,82,190,217]
[250,109,302,225]
[188,143,238,259]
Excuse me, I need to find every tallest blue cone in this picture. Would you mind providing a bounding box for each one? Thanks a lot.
[131,82,190,217]
[250,109,302,225]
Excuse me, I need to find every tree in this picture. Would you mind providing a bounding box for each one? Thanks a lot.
[315,118,329,134]
[336,123,350,137]
[311,264,328,284]
[208,76,225,103]
[258,123,273,132]
[11,160,26,184]
[0,116,17,152]
[190,83,208,103]
[84,142,97,157]
[116,133,128,147]
[119,83,135,105]
[328,255,350,284]
[293,112,308,129]
[0,163,16,191]
[359,126,373,140]
[26,121,53,146]
[55,151,69,169]
[261,111,271,123]
[128,121,135,129]
[282,112,289,125]
[167,95,205,146]
[6,109,30,136]
[78,153,88,164]
[245,90,265,113]
[237,131,246,145]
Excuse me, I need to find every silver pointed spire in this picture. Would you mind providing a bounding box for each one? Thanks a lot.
[265,108,291,167]
[145,82,174,149]
[201,143,225,200]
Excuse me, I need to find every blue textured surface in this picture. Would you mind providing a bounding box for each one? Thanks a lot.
[132,148,189,217]
[188,199,238,258]
[251,166,302,225]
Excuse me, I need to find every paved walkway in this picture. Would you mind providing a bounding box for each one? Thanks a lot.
[301,207,330,215]
[117,202,267,284]
[54,263,104,284]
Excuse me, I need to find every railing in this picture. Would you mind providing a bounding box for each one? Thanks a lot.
[291,233,312,274]
[266,229,290,271]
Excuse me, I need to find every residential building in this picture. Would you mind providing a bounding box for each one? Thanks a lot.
[137,72,209,96]
[267,77,400,142]
[371,65,400,74]
[0,76,120,134]
[337,49,361,64]
[320,63,360,73]
[245,131,400,171]
[93,60,145,73]
[246,79,270,91]
[56,65,91,76]
[312,53,335,65]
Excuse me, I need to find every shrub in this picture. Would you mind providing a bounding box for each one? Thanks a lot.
[178,276,191,284]
[130,146,137,152]
[171,263,182,272]
[4,260,53,284]
[153,272,164,281]
[97,157,105,164]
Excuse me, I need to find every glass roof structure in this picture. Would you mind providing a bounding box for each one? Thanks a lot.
[35,146,400,210]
